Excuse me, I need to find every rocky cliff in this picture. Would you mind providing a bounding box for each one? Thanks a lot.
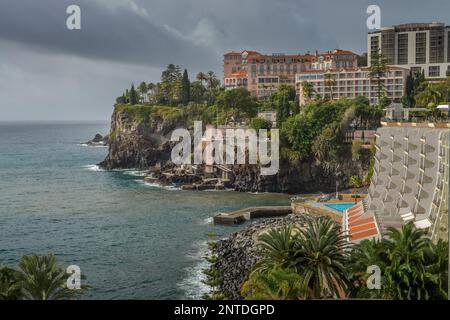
[101,105,369,193]
[233,158,367,194]
[100,105,185,170]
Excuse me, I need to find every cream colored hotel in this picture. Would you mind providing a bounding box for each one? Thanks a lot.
[224,22,450,105]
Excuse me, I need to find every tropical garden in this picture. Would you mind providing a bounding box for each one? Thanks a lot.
[0,254,87,300]
[209,217,448,300]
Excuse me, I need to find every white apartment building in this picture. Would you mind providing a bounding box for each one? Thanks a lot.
[368,22,450,79]
[295,67,409,105]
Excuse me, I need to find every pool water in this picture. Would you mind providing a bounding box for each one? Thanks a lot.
[324,203,355,213]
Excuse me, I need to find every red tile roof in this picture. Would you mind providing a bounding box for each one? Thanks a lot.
[345,202,380,242]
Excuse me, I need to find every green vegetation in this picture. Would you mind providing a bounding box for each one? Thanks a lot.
[202,241,227,300]
[245,218,349,299]
[0,254,88,300]
[239,218,448,300]
[369,50,388,101]
[415,76,450,117]
[349,175,363,189]
[250,118,273,130]
[241,267,311,300]
[349,224,448,299]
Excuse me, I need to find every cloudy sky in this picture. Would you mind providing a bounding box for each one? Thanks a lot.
[0,0,449,121]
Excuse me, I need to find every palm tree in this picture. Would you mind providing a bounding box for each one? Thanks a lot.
[196,72,207,87]
[253,217,349,299]
[349,223,448,300]
[415,83,445,118]
[18,254,82,300]
[301,81,315,103]
[295,217,349,298]
[254,224,300,273]
[0,267,22,300]
[241,267,311,300]
[324,73,335,100]
[381,224,442,300]
[206,71,219,89]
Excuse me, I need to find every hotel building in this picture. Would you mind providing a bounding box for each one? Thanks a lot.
[368,22,450,79]
[295,66,409,105]
[223,49,358,99]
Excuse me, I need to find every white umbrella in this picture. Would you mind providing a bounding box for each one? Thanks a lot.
[436,104,449,110]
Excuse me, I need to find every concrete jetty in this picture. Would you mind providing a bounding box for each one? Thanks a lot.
[214,206,292,225]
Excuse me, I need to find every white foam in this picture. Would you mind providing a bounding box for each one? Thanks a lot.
[79,143,107,148]
[123,170,147,177]
[135,180,180,191]
[83,164,105,172]
[178,240,211,299]
[199,217,213,225]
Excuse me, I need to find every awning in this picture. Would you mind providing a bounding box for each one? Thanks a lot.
[437,104,449,110]
[414,219,432,229]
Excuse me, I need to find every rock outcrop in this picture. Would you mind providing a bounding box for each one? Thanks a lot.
[233,157,367,193]
[100,105,369,192]
[213,214,317,299]
[84,133,109,146]
[99,105,185,170]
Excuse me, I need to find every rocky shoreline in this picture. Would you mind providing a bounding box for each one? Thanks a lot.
[98,105,370,193]
[84,133,109,146]
[211,213,317,299]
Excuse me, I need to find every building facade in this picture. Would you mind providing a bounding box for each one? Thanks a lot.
[224,49,358,99]
[368,22,450,79]
[295,66,409,105]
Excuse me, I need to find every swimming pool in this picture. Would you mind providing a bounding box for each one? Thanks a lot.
[324,203,355,213]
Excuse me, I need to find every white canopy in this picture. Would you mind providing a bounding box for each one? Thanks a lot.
[436,104,449,110]
[414,219,432,229]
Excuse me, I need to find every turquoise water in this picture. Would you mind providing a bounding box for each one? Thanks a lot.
[0,122,289,299]
[324,203,355,213]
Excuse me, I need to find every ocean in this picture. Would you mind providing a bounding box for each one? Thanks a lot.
[0,122,290,299]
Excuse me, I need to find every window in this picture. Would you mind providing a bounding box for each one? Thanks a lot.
[397,33,408,64]
[448,31,450,62]
[415,33,426,64]
[429,66,440,77]
[429,27,445,63]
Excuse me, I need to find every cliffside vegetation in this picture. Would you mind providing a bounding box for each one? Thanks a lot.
[106,63,450,189]
[207,217,448,300]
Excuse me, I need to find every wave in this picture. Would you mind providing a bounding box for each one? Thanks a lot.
[79,143,108,148]
[134,180,180,191]
[199,217,213,225]
[177,240,211,299]
[83,164,105,172]
[122,170,148,177]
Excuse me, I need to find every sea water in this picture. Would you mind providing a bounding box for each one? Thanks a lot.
[0,122,289,299]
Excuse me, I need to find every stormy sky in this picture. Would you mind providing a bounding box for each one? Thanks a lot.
[0,0,449,121]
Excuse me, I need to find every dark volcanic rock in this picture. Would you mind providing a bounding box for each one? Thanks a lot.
[84,133,109,146]
[99,107,185,170]
[213,214,317,300]
[99,106,369,192]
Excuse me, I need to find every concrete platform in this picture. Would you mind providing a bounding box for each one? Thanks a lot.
[214,206,292,225]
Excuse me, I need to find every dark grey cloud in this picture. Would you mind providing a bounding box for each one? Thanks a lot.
[0,0,449,120]
[0,0,217,70]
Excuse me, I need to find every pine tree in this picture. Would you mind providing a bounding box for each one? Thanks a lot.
[129,83,138,105]
[181,69,191,106]
[369,50,387,102]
